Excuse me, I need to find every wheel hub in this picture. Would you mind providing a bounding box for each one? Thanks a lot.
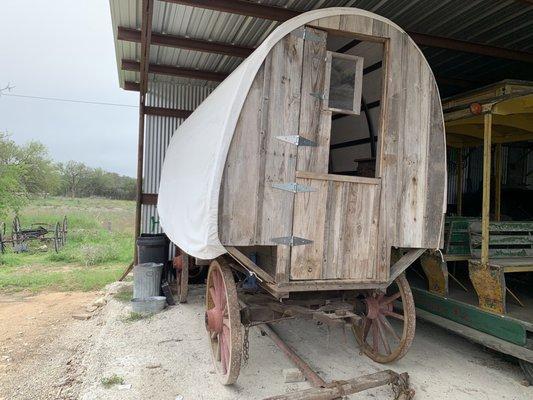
[205,306,223,333]
[364,294,392,320]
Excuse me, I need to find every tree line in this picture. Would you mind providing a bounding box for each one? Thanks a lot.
[0,132,135,218]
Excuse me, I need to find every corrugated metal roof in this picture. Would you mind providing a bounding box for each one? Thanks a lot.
[109,0,533,96]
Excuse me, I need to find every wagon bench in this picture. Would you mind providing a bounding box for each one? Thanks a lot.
[158,8,446,386]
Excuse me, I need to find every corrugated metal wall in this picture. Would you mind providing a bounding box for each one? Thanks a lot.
[141,82,215,234]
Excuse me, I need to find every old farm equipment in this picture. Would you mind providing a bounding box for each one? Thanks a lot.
[0,216,68,253]
[415,80,533,383]
[158,8,446,392]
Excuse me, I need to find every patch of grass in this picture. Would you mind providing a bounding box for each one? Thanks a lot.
[122,311,151,322]
[113,287,133,302]
[100,374,125,388]
[0,196,135,293]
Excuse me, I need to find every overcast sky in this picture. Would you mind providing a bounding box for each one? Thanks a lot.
[0,0,138,177]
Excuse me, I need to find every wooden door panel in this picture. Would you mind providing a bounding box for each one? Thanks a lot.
[290,173,381,281]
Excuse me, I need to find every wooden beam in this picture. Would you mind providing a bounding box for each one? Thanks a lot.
[117,27,253,58]
[494,143,502,222]
[141,193,158,205]
[139,1,154,96]
[456,148,463,216]
[124,81,140,91]
[157,1,533,64]
[162,0,297,21]
[330,137,377,150]
[144,106,192,118]
[481,113,493,265]
[134,0,154,264]
[121,59,228,82]
[436,76,478,88]
[408,31,533,64]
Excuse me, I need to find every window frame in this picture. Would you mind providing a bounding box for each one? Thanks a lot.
[324,51,364,115]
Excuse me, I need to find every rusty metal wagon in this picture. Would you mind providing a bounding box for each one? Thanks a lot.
[158,8,446,393]
[0,216,68,254]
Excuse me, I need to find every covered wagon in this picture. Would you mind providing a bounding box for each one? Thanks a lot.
[158,7,446,385]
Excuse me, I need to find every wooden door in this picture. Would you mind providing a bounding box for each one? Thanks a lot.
[290,172,381,281]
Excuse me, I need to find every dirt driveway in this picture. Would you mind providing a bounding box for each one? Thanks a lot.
[1,285,531,400]
[0,291,100,400]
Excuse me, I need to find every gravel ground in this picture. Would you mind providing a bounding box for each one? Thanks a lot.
[77,284,530,400]
[2,284,531,400]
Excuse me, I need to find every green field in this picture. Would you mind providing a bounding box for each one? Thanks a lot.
[0,197,134,293]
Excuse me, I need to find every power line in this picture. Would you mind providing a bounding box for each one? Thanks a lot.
[0,93,138,108]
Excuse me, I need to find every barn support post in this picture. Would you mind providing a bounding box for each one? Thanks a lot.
[134,102,146,264]
[133,0,154,264]
[456,148,463,216]
[481,113,493,265]
[494,143,502,222]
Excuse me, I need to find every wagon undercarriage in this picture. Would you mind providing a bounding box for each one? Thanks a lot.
[203,256,417,397]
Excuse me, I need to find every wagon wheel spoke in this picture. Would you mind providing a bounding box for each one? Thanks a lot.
[205,258,242,385]
[382,291,401,306]
[362,318,371,341]
[209,287,219,309]
[376,318,392,355]
[378,314,401,342]
[371,321,379,353]
[215,334,221,360]
[352,274,416,364]
[219,333,226,373]
[383,310,404,321]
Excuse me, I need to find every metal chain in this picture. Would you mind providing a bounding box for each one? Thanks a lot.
[242,326,250,366]
[391,373,415,400]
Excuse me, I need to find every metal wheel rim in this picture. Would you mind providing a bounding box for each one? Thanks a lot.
[54,222,60,253]
[62,216,67,244]
[352,273,416,363]
[205,258,242,385]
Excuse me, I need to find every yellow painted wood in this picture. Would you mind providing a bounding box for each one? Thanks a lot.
[457,148,463,216]
[494,144,502,222]
[481,113,492,265]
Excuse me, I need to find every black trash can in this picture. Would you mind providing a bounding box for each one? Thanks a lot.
[136,234,169,265]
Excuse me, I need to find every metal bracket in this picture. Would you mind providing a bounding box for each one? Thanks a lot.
[272,182,316,193]
[271,236,313,246]
[293,27,326,43]
[276,135,317,147]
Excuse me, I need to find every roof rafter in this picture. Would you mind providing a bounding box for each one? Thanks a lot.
[117,27,253,57]
[158,0,533,64]
[122,59,228,81]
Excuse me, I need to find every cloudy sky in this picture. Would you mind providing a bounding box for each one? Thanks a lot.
[0,0,138,177]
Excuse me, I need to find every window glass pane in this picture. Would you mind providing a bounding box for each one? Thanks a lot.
[328,56,356,111]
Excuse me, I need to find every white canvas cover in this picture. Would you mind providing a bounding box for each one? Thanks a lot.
[158,8,413,259]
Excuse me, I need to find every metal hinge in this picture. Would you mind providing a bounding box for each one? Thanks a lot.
[272,182,316,193]
[276,135,317,147]
[271,236,313,246]
[293,27,326,44]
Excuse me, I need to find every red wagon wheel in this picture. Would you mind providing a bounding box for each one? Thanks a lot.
[205,258,242,385]
[353,274,415,363]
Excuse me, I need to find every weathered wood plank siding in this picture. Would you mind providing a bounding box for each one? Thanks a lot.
[291,174,381,281]
[220,13,446,286]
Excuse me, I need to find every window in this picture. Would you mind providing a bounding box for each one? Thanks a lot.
[324,52,364,115]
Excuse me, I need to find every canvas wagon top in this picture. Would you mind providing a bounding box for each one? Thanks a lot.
[158,7,447,275]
